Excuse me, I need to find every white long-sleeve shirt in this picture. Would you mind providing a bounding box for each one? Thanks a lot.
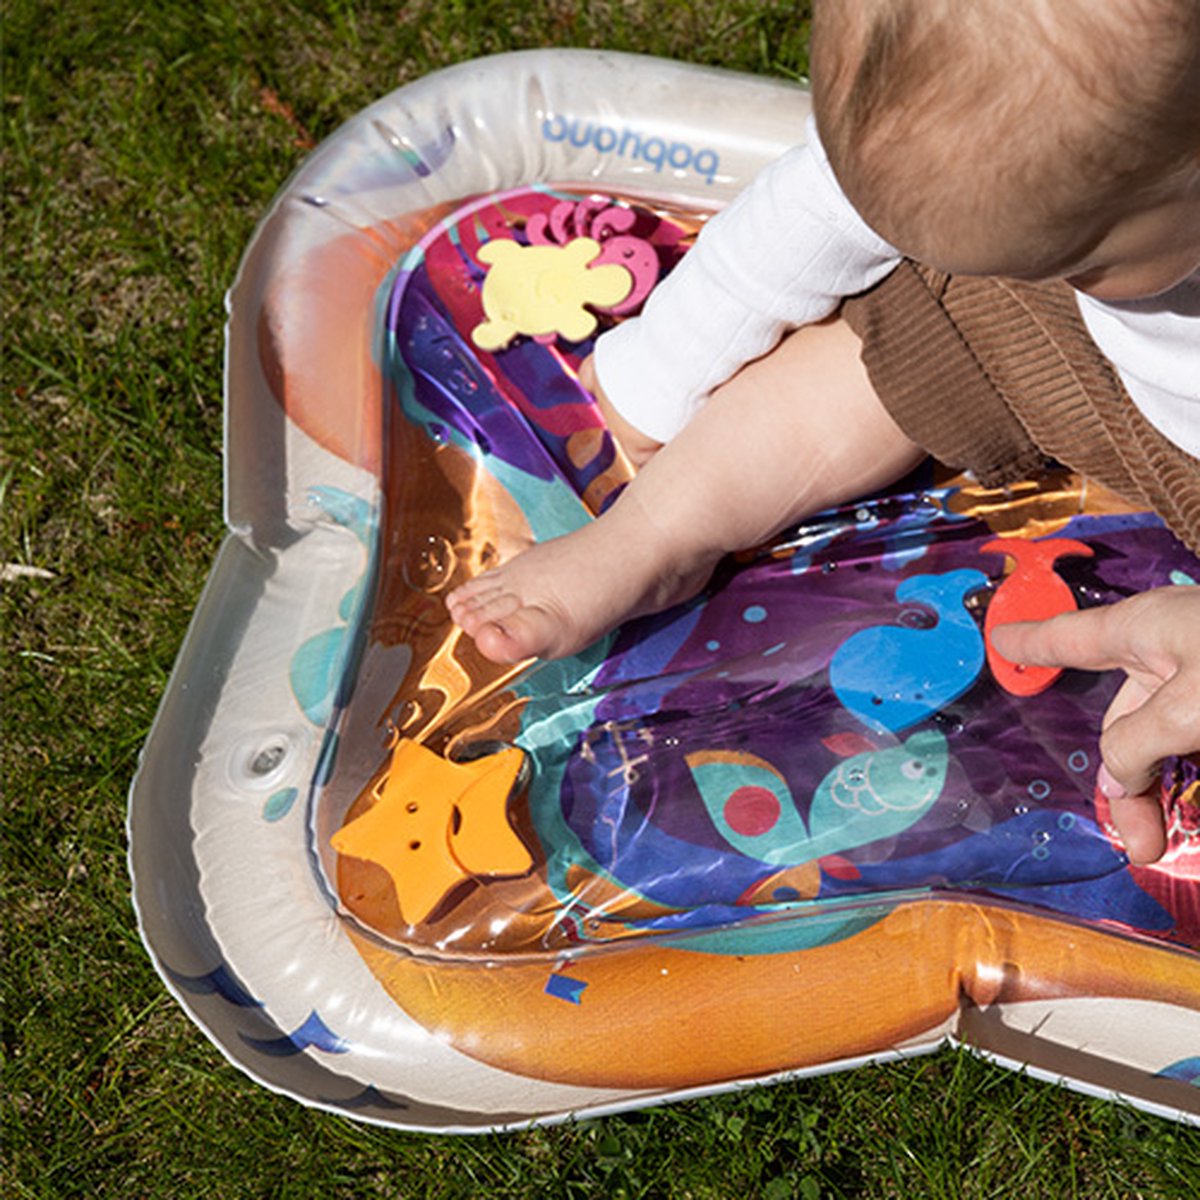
[594,119,1200,458]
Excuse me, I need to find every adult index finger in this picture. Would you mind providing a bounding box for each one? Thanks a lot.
[989,604,1135,673]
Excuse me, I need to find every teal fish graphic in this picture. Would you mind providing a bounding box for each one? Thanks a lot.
[689,729,949,867]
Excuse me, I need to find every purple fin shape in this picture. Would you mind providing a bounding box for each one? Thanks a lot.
[545,973,588,1004]
[1155,1057,1200,1085]
[241,1010,351,1056]
[168,963,263,1009]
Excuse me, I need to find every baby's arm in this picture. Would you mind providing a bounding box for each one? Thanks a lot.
[594,117,901,445]
[991,587,1200,864]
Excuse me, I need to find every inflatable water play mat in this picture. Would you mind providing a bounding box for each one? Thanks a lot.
[129,51,1200,1132]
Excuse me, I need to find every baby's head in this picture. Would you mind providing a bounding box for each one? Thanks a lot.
[812,0,1200,298]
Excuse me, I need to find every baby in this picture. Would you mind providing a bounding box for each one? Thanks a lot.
[449,0,1200,863]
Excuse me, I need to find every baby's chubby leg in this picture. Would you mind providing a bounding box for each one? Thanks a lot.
[446,317,922,663]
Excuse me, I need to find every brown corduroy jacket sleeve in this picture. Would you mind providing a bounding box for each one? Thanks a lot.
[842,263,1200,556]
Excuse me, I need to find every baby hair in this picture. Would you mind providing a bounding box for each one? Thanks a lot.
[811,0,1200,271]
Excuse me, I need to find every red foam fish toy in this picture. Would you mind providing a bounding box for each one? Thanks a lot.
[983,537,1094,696]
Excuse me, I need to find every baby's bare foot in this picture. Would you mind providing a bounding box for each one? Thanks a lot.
[446,495,715,663]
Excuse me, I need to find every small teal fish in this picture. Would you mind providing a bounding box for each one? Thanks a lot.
[688,729,948,867]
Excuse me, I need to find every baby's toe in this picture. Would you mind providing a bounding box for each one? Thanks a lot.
[474,609,554,664]
[453,588,522,636]
[447,574,503,615]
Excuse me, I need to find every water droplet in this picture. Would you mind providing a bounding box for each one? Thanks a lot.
[742,605,767,623]
[394,699,422,730]
[1014,803,1029,816]
[403,534,454,593]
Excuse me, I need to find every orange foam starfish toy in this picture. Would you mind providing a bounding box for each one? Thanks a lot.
[330,739,531,924]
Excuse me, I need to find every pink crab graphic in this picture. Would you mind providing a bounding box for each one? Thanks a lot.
[526,196,661,315]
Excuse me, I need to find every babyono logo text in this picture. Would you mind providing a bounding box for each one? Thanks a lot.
[541,115,720,184]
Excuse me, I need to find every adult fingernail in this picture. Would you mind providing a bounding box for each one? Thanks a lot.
[1097,764,1128,801]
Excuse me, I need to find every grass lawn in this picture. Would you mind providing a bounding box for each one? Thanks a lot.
[3,1,1198,1195]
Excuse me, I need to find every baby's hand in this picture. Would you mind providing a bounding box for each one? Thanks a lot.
[579,355,663,468]
[990,585,1200,865]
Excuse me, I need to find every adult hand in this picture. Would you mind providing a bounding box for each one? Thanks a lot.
[579,355,663,469]
[990,585,1200,864]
